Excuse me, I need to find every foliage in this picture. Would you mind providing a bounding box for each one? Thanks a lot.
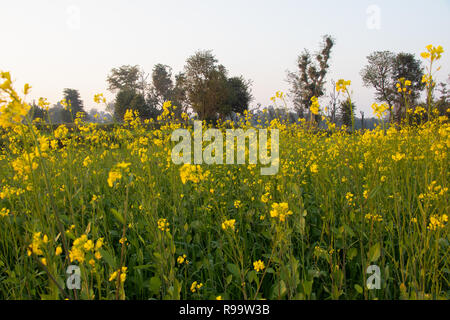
[361,51,424,123]
[107,65,144,93]
[63,88,86,120]
[183,50,251,121]
[113,88,153,121]
[339,98,356,128]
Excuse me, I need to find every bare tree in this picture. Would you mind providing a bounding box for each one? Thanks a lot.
[327,79,340,124]
[287,35,334,120]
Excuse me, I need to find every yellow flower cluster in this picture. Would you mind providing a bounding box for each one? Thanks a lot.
[221,219,236,231]
[109,266,127,283]
[69,234,103,264]
[11,152,38,180]
[261,192,271,203]
[54,125,69,139]
[427,214,448,231]
[365,213,383,222]
[269,202,292,222]
[421,74,433,85]
[123,109,141,126]
[27,232,48,257]
[371,103,388,119]
[93,93,106,104]
[253,260,265,272]
[0,208,10,218]
[157,218,170,232]
[270,91,284,102]
[336,79,351,93]
[421,45,444,62]
[345,192,354,206]
[392,152,406,162]
[310,163,319,174]
[418,181,448,201]
[0,71,30,129]
[190,281,203,293]
[177,254,190,265]
[310,96,320,115]
[157,101,176,122]
[107,162,131,187]
[179,164,209,184]
[396,78,412,94]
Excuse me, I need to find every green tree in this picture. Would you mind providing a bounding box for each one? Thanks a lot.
[49,103,71,123]
[361,51,396,121]
[361,51,424,123]
[113,88,149,121]
[27,102,47,121]
[436,77,449,117]
[287,35,334,119]
[392,53,424,101]
[150,64,174,108]
[339,98,356,129]
[183,50,229,121]
[171,72,189,118]
[223,76,253,116]
[63,88,85,120]
[392,53,424,122]
[107,65,144,93]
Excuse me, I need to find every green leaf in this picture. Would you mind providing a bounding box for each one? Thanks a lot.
[98,248,116,268]
[149,276,161,295]
[110,208,124,224]
[271,280,287,299]
[347,247,358,261]
[302,280,313,296]
[247,270,257,284]
[133,264,152,270]
[368,243,381,262]
[266,267,275,274]
[299,216,306,236]
[354,284,363,294]
[227,263,240,279]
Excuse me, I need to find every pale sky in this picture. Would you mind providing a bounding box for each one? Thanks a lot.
[1,0,450,116]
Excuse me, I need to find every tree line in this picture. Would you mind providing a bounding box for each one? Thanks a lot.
[106,50,252,122]
[29,37,449,127]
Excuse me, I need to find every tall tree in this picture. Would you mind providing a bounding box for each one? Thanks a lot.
[392,53,424,102]
[107,65,144,93]
[223,76,253,116]
[361,51,424,123]
[171,72,189,118]
[183,50,229,121]
[392,53,424,122]
[287,35,334,119]
[63,88,85,120]
[150,64,174,108]
[361,51,396,122]
[113,88,148,121]
[339,98,356,129]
